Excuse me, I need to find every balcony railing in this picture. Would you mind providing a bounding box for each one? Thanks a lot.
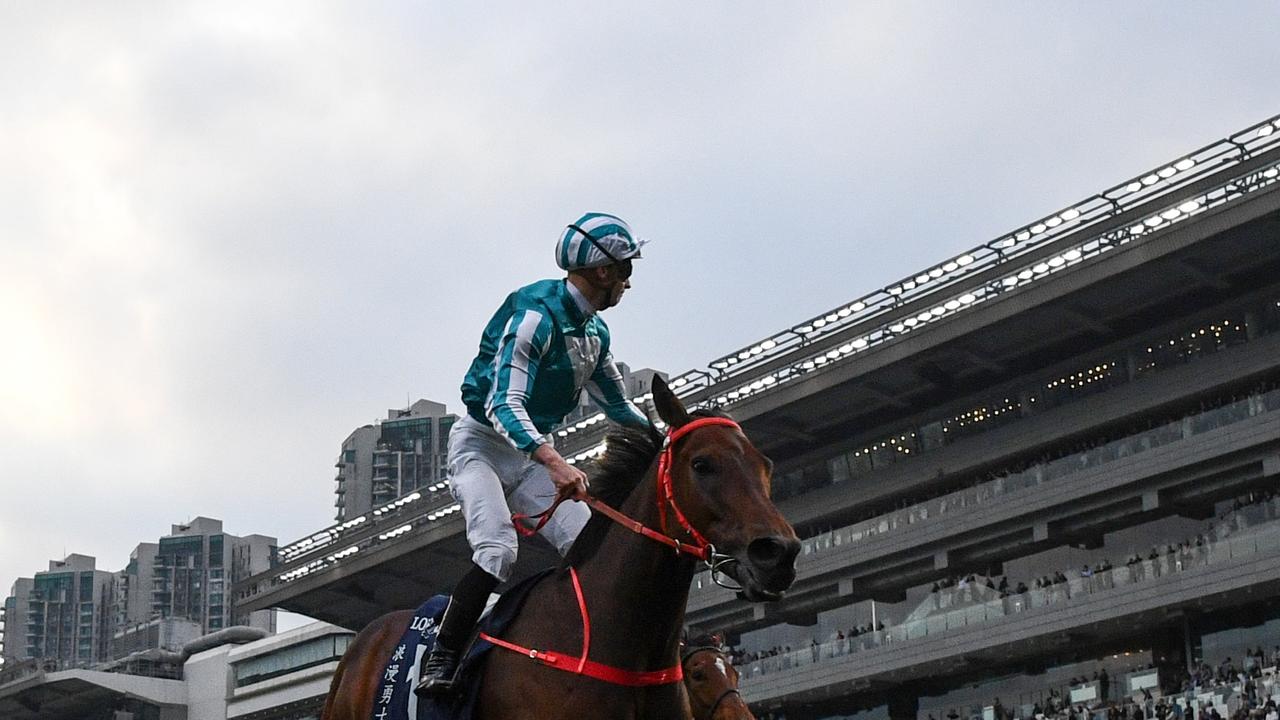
[691,386,1280,596]
[736,517,1280,685]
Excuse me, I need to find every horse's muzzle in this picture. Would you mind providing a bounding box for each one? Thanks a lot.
[731,535,800,602]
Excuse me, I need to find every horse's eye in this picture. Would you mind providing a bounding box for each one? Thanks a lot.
[691,457,716,475]
[691,669,706,681]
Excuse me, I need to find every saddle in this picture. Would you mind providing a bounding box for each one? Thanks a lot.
[370,569,553,720]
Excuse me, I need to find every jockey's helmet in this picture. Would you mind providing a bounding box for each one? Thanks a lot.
[556,213,646,271]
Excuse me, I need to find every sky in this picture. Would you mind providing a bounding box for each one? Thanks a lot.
[2,2,1278,632]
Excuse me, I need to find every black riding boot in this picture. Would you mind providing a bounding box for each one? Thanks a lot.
[415,563,499,697]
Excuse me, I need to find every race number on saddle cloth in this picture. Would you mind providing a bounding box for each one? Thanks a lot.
[372,571,551,720]
[455,274,649,583]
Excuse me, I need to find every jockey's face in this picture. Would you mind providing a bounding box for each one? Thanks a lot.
[597,260,632,310]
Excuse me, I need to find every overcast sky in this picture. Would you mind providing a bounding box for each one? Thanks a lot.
[2,2,1278,631]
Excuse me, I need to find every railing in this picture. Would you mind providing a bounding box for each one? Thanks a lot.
[665,114,1280,410]
[737,518,1280,684]
[691,387,1280,596]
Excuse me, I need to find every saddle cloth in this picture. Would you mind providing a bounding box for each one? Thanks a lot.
[370,568,553,720]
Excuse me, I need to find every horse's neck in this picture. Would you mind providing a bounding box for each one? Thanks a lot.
[574,467,696,667]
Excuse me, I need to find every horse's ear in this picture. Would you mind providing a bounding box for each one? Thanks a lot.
[652,375,692,428]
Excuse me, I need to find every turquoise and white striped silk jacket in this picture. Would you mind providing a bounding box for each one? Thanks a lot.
[460,279,649,453]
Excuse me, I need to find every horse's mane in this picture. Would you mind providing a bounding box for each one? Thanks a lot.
[562,409,729,568]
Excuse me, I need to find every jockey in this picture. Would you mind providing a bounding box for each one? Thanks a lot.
[416,212,652,696]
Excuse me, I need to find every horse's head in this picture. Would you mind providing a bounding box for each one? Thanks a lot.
[682,639,753,720]
[652,376,800,602]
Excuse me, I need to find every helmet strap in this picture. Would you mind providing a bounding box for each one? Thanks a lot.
[567,224,622,264]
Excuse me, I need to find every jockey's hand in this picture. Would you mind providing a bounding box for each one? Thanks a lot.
[533,444,589,500]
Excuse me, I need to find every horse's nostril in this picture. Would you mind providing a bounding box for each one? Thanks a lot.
[747,536,800,570]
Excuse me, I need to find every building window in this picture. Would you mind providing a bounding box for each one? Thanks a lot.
[232,634,353,687]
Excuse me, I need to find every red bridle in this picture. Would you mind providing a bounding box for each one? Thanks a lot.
[512,416,743,563]
[488,417,745,687]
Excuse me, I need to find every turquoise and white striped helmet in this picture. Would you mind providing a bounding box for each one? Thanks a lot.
[556,212,646,271]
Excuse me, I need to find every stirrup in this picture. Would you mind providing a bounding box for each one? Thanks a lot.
[414,645,461,697]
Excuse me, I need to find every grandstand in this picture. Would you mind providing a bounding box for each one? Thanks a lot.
[234,113,1280,720]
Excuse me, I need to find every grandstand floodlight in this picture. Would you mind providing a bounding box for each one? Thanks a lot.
[1175,159,1195,171]
[943,262,958,272]
[1144,216,1163,227]
[850,302,866,312]
[929,268,944,278]
[762,339,778,349]
[889,323,905,333]
[1046,216,1062,228]
[1064,249,1082,261]
[887,286,903,296]
[1129,224,1146,235]
[1126,181,1142,193]
[957,254,975,265]
[1142,174,1159,185]
[1061,208,1081,220]
[904,317,919,327]
[825,313,839,322]
[1048,256,1065,267]
[1031,223,1047,234]
[916,274,931,283]
[853,338,868,348]
[1019,269,1034,280]
[1178,200,1201,213]
[960,293,976,304]
[1033,263,1050,274]
[945,300,960,310]
[813,318,828,328]
[1260,124,1274,137]
[1003,277,1019,287]
[1158,166,1177,178]
[1161,209,1181,220]
[1016,231,1031,242]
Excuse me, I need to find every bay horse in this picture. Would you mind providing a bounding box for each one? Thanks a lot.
[682,635,753,720]
[322,376,799,719]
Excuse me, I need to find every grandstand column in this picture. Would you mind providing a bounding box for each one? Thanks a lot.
[1182,615,1195,674]
[1246,310,1260,340]
[888,689,920,720]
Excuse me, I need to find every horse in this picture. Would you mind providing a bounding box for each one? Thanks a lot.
[681,635,753,720]
[321,375,799,719]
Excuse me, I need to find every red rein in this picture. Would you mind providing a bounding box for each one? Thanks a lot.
[484,417,742,687]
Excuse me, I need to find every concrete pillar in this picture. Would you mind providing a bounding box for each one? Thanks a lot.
[1142,491,1160,512]
[888,689,920,720]
[1033,522,1050,542]
[1245,311,1260,340]
[1124,350,1139,381]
